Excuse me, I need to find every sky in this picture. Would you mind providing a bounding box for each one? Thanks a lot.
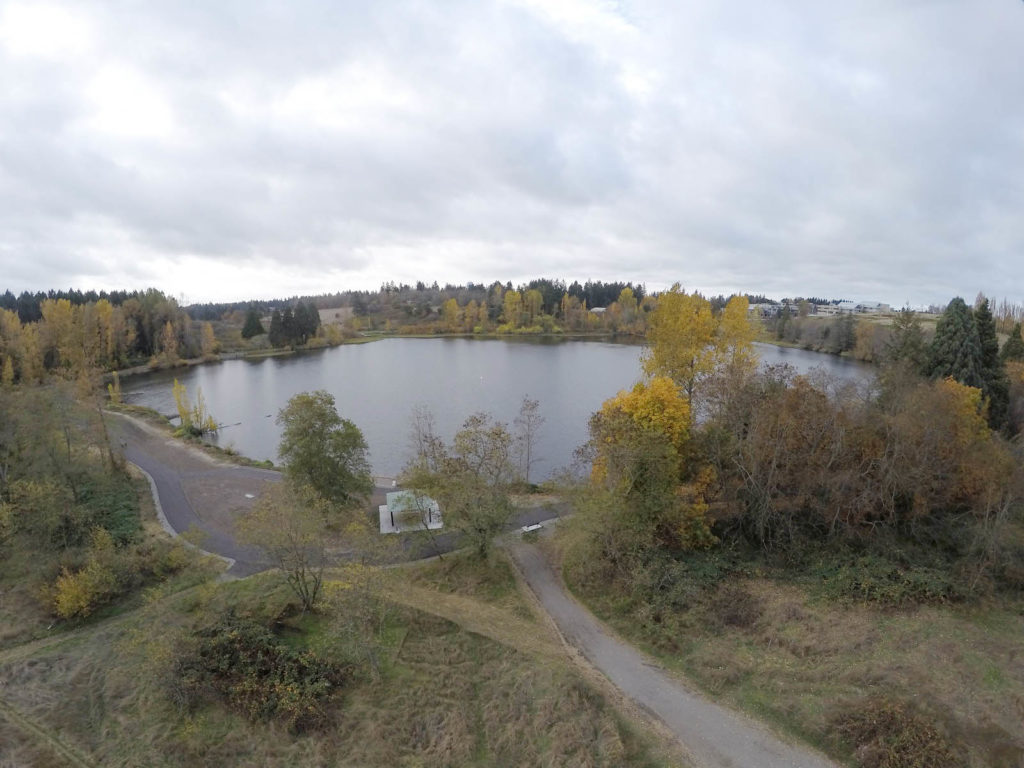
[0,0,1022,308]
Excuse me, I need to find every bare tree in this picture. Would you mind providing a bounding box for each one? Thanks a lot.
[236,482,329,612]
[514,396,544,485]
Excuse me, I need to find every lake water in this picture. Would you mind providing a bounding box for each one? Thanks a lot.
[119,338,871,480]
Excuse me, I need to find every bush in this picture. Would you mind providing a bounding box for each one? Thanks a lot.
[832,697,963,768]
[813,553,966,607]
[173,615,351,732]
[708,584,763,629]
[51,529,122,619]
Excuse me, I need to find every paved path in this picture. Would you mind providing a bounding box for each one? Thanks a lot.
[107,412,563,575]
[108,413,275,576]
[507,540,840,768]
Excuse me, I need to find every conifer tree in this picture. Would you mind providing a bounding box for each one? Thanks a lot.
[241,309,265,339]
[926,297,984,389]
[974,297,1008,427]
[883,307,927,373]
[268,309,284,347]
[1000,322,1024,362]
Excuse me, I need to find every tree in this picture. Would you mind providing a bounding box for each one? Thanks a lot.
[268,310,284,347]
[513,396,544,485]
[241,309,266,339]
[642,285,717,404]
[643,287,759,412]
[403,410,515,559]
[1001,323,1024,362]
[883,308,928,373]
[172,379,217,436]
[975,298,1009,428]
[717,296,758,374]
[237,482,329,612]
[157,320,179,366]
[927,298,983,389]
[277,391,372,508]
[442,298,461,332]
[200,322,217,358]
[585,376,713,554]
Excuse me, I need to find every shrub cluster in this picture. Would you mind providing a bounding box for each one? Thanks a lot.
[47,528,193,619]
[832,697,963,768]
[172,616,351,732]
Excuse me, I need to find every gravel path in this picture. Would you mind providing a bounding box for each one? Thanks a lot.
[508,540,840,768]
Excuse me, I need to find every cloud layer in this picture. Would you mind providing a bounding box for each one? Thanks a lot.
[1,0,1022,305]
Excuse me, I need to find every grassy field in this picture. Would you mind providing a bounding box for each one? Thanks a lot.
[0,547,681,768]
[559,538,1024,768]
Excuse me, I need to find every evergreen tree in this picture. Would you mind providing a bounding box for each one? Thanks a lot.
[883,307,927,373]
[975,298,1008,427]
[268,309,284,347]
[281,307,296,346]
[926,298,984,389]
[241,309,265,339]
[1000,322,1024,362]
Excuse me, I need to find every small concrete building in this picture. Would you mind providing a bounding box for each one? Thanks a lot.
[379,490,442,534]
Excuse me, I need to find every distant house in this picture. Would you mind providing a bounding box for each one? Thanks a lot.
[589,307,607,314]
[379,490,442,534]
[748,302,779,317]
[855,301,891,314]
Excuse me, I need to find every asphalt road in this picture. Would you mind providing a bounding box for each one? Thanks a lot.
[508,540,840,768]
[108,411,563,576]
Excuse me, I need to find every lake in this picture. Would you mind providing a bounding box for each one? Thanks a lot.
[119,338,872,480]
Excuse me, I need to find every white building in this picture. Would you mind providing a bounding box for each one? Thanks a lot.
[379,490,443,534]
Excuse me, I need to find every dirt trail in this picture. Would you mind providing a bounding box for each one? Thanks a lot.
[0,698,95,768]
[377,581,563,659]
[508,540,840,768]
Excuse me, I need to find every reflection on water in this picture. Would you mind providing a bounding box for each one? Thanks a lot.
[119,338,871,480]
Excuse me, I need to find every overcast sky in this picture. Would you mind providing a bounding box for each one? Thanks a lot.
[1,1,1021,307]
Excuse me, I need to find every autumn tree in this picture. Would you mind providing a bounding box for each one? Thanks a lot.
[643,286,759,412]
[277,391,372,509]
[585,377,713,555]
[237,482,330,612]
[200,322,217,358]
[643,285,717,403]
[158,321,179,366]
[403,410,516,559]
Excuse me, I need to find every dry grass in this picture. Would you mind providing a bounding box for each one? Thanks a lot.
[570,565,1024,768]
[392,548,538,621]
[0,569,675,768]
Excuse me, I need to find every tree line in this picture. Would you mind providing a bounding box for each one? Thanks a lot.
[0,288,215,384]
[571,290,1024,608]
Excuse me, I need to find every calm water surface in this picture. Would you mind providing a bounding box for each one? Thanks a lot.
[120,338,871,480]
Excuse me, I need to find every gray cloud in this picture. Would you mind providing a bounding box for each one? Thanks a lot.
[0,0,1022,306]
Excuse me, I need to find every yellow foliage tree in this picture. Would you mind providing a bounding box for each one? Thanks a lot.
[502,290,523,329]
[600,376,690,457]
[442,298,461,332]
[52,528,119,619]
[642,285,717,403]
[590,376,713,550]
[716,296,758,374]
[159,321,178,366]
[200,321,217,358]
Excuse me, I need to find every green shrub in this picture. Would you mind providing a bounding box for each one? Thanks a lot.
[812,553,966,607]
[173,615,351,732]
